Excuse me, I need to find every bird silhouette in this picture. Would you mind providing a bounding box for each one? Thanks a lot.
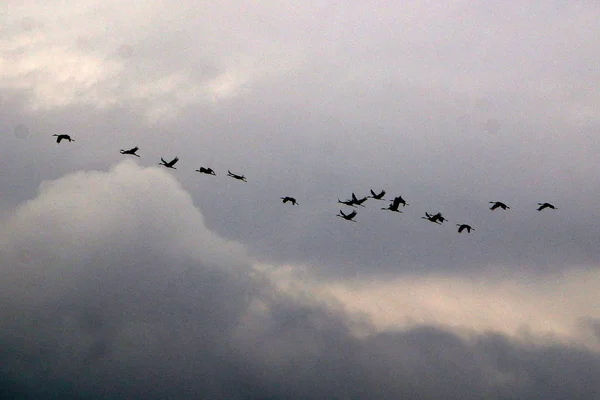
[457,224,474,233]
[489,201,510,211]
[351,193,368,207]
[196,167,216,175]
[227,170,247,182]
[281,197,298,205]
[382,197,403,213]
[422,212,442,224]
[53,134,74,143]
[537,202,557,211]
[431,212,447,223]
[337,209,357,222]
[338,198,357,207]
[369,189,386,200]
[395,195,409,207]
[120,146,140,157]
[159,156,179,169]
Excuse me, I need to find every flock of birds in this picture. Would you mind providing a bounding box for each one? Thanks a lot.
[335,192,556,231]
[52,134,558,233]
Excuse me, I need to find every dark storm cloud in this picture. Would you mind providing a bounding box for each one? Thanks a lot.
[1,163,600,399]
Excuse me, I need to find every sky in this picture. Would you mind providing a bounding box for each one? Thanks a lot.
[2,1,600,398]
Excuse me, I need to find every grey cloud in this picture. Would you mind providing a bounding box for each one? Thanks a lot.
[2,3,600,396]
[1,163,600,399]
[1,78,598,278]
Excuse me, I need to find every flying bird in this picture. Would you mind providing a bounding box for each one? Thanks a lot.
[227,170,247,182]
[422,212,442,224]
[457,224,474,233]
[338,198,357,207]
[120,146,140,157]
[196,167,216,176]
[431,212,447,223]
[369,189,386,200]
[382,197,404,213]
[159,156,179,169]
[337,209,357,222]
[351,192,368,207]
[537,202,557,211]
[53,134,74,143]
[395,195,409,207]
[281,197,298,205]
[489,201,510,211]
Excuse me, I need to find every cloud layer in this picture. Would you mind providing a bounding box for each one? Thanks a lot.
[1,163,599,399]
[3,2,600,398]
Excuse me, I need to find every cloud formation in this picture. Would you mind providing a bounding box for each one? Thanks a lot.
[1,163,600,399]
[3,2,600,398]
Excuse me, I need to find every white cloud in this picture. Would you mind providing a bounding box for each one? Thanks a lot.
[260,263,600,348]
[0,0,305,120]
[0,160,250,304]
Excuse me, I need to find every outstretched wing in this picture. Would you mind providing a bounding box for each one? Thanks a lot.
[166,156,179,166]
[347,210,357,219]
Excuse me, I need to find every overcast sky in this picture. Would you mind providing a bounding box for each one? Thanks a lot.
[2,1,600,398]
